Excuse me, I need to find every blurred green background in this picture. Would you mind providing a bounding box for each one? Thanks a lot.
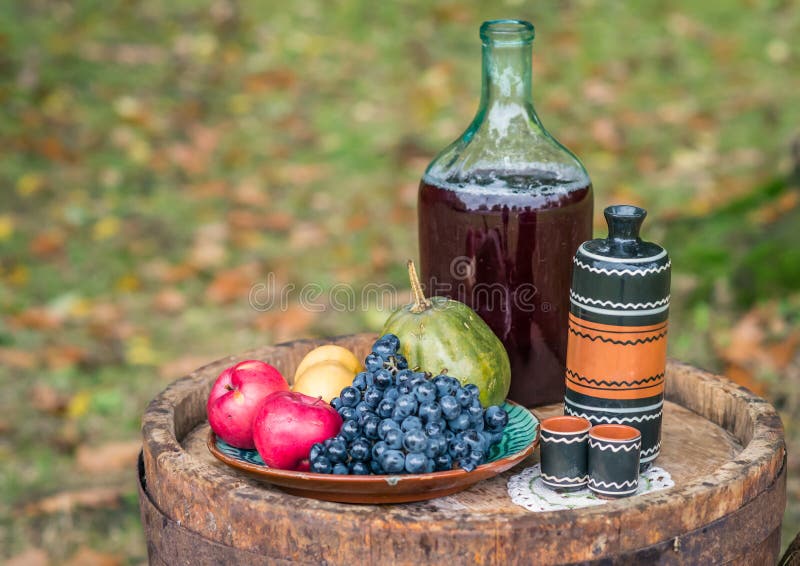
[1,1,799,563]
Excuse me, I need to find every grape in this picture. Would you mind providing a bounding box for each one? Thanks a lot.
[340,386,361,407]
[448,413,471,432]
[381,450,405,473]
[384,428,404,450]
[467,404,483,423]
[394,354,409,370]
[400,415,422,432]
[463,430,483,452]
[455,387,473,408]
[327,438,348,463]
[395,394,418,418]
[340,419,361,441]
[330,397,343,410]
[371,440,388,462]
[349,438,371,462]
[377,398,395,419]
[484,405,509,431]
[311,456,332,474]
[363,387,382,408]
[403,429,428,453]
[333,463,349,475]
[448,438,470,460]
[363,415,381,440]
[434,453,453,471]
[374,368,393,389]
[309,443,324,461]
[354,401,374,422]
[404,451,427,473]
[464,383,480,399]
[414,381,437,404]
[352,372,369,391]
[376,333,400,352]
[440,395,460,419]
[365,353,384,372]
[418,401,442,424]
[395,369,413,387]
[382,386,400,402]
[351,461,370,475]
[338,406,356,421]
[425,421,445,437]
[377,418,400,440]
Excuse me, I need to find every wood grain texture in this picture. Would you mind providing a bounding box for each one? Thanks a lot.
[140,333,787,565]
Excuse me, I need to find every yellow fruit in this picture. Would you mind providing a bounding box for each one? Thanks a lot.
[293,345,361,382]
[292,361,355,403]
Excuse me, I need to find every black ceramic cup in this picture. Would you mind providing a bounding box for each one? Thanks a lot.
[539,416,592,491]
[588,424,641,498]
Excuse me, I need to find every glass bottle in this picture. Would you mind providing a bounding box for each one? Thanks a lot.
[418,20,593,407]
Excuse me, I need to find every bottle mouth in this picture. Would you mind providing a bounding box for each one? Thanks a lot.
[480,20,535,45]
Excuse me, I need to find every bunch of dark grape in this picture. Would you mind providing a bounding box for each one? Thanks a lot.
[308,334,509,475]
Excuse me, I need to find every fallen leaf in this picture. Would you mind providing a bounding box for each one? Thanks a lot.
[724,363,768,397]
[152,288,186,314]
[28,230,64,257]
[262,212,293,232]
[289,222,326,250]
[44,344,87,370]
[21,486,124,516]
[8,307,63,330]
[31,383,70,414]
[76,440,141,474]
[252,303,318,342]
[6,548,49,566]
[64,547,122,566]
[0,347,37,369]
[159,355,216,380]
[206,264,259,304]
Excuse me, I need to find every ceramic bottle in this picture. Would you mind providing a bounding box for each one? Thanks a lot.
[564,205,670,470]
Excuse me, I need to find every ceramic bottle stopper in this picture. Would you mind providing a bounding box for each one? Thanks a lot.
[564,205,670,470]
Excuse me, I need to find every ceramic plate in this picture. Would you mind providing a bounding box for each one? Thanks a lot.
[207,401,539,503]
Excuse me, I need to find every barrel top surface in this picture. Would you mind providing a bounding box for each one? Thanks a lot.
[141,333,786,564]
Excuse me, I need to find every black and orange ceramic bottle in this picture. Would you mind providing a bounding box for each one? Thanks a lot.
[564,205,670,470]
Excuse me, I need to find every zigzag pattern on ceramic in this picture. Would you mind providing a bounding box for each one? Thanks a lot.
[569,290,671,309]
[573,257,671,277]
[566,369,665,388]
[567,327,668,345]
[589,439,641,452]
[541,472,588,484]
[541,433,588,444]
[587,477,638,489]
[640,442,662,458]
[565,407,663,424]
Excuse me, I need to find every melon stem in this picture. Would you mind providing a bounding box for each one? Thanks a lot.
[407,260,431,314]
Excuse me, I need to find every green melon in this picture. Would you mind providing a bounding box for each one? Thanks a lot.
[382,261,511,407]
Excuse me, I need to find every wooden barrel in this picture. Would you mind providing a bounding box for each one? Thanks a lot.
[139,333,786,565]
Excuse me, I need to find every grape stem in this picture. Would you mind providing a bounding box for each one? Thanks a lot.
[407,260,431,314]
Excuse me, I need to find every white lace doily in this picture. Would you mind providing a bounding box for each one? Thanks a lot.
[507,463,674,512]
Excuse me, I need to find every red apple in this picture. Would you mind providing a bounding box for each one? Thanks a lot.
[253,391,343,471]
[207,360,289,449]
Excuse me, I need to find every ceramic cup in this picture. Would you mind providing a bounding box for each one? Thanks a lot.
[539,416,592,491]
[588,424,641,498]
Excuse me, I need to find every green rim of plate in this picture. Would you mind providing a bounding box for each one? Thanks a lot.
[215,401,538,469]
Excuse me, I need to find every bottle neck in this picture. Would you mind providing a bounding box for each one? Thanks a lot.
[479,40,533,109]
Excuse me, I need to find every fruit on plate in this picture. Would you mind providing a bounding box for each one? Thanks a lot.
[293,345,362,403]
[253,390,343,471]
[382,261,511,407]
[307,333,510,475]
[207,360,290,449]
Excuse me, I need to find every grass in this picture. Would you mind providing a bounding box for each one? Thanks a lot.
[0,0,799,562]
